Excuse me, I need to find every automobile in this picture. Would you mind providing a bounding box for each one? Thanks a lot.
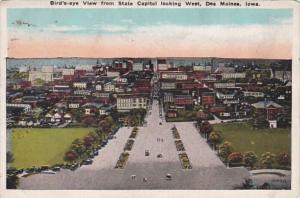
[159,122,162,125]
[41,170,56,174]
[93,150,99,156]
[51,166,61,172]
[70,163,79,171]
[157,154,163,158]
[145,150,150,156]
[40,165,49,171]
[166,173,172,180]
[81,159,93,165]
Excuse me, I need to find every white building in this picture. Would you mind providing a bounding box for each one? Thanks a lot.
[73,82,87,89]
[193,65,206,71]
[161,82,176,90]
[75,65,93,71]
[62,69,75,76]
[132,63,144,71]
[117,95,148,111]
[161,72,188,80]
[107,71,120,77]
[214,83,236,89]
[104,82,115,92]
[28,71,53,84]
[158,63,169,71]
[243,91,264,98]
[41,66,54,73]
[95,84,102,91]
[222,72,246,79]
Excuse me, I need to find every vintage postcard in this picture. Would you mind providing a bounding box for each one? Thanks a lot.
[0,0,299,198]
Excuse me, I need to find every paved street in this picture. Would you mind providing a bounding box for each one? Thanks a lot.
[19,100,249,189]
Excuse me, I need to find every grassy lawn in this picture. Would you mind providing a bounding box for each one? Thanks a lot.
[213,122,291,158]
[11,128,94,169]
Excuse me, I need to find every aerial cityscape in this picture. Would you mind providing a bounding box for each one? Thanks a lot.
[6,57,291,189]
[5,8,292,190]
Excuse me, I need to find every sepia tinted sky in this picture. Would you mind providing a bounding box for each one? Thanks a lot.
[7,8,293,59]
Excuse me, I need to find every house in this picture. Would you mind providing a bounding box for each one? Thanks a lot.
[99,105,115,115]
[82,103,102,115]
[64,113,72,121]
[251,101,283,121]
[104,82,115,92]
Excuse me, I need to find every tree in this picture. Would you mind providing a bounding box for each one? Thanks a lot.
[200,121,213,139]
[208,131,222,150]
[244,151,258,168]
[277,152,291,167]
[82,116,96,127]
[260,152,276,168]
[6,151,14,164]
[228,152,243,164]
[71,139,85,157]
[7,173,19,189]
[218,141,234,161]
[64,150,78,162]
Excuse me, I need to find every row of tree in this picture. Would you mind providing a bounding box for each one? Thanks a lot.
[64,116,116,162]
[198,120,291,169]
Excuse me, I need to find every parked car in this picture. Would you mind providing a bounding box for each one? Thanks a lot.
[70,163,79,171]
[157,154,163,158]
[166,173,172,180]
[145,150,150,156]
[81,159,93,165]
[52,166,61,172]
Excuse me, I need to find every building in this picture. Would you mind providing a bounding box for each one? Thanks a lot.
[252,101,283,121]
[161,81,176,90]
[214,83,236,89]
[160,72,188,81]
[243,91,264,98]
[41,66,54,73]
[73,82,87,89]
[104,82,115,92]
[117,95,148,112]
[175,95,193,106]
[28,71,53,84]
[132,63,144,71]
[201,92,215,106]
[163,92,174,103]
[222,73,246,79]
[62,69,75,76]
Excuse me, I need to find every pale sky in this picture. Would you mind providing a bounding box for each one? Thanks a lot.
[8,8,293,59]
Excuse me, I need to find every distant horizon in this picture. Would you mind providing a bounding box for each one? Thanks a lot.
[6,56,292,60]
[8,8,293,59]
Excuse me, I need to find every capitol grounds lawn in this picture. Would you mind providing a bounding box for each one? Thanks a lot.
[11,128,94,169]
[213,122,291,158]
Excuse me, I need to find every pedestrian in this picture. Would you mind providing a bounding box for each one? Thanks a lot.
[143,177,148,182]
[131,175,136,180]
